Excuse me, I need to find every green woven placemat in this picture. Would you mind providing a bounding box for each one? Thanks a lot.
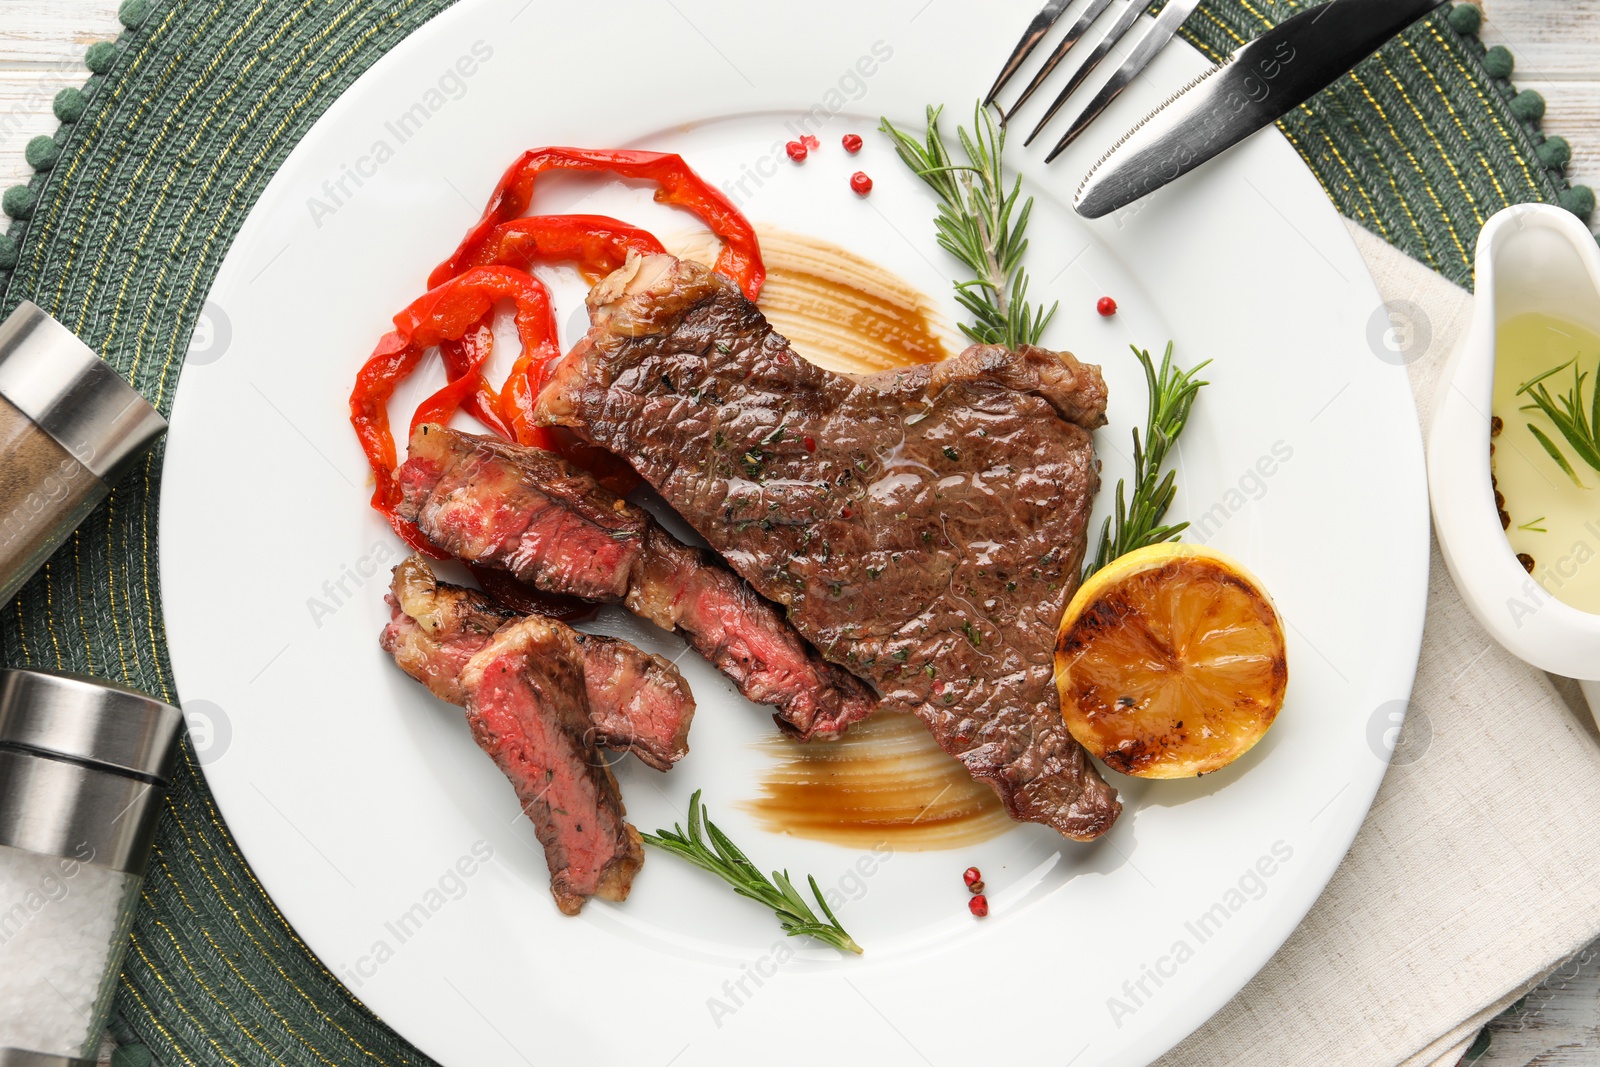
[0,2,1586,1064]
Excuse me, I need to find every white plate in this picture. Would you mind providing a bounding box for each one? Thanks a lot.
[159,2,1428,1064]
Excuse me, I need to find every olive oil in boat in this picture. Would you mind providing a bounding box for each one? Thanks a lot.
[1493,312,1600,614]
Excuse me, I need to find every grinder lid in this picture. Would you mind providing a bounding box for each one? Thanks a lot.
[0,668,184,783]
[0,300,167,484]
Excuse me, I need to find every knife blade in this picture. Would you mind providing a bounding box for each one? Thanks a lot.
[1044,0,1204,161]
[999,0,1119,122]
[1073,0,1447,219]
[1024,0,1160,146]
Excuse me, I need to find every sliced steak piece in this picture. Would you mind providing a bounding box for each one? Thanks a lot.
[396,423,875,740]
[382,554,517,706]
[461,618,644,914]
[381,555,693,771]
[537,253,1121,841]
[398,424,639,602]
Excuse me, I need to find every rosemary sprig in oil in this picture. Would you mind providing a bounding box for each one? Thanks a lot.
[1518,358,1600,487]
[642,790,863,955]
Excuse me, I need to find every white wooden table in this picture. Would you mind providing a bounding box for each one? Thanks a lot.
[2,3,1597,1065]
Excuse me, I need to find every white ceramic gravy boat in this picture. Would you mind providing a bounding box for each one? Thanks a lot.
[1430,204,1600,712]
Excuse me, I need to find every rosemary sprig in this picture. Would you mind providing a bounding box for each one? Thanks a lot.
[642,790,863,955]
[1084,343,1211,581]
[882,101,1207,576]
[879,103,1055,349]
[1517,358,1600,487]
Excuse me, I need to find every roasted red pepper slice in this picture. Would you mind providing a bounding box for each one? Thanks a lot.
[429,148,764,299]
[411,325,512,439]
[449,214,668,284]
[422,215,666,457]
[350,266,559,545]
[355,149,767,547]
[433,213,669,495]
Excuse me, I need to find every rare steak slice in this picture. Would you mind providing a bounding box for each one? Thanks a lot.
[537,253,1121,840]
[381,555,693,771]
[396,423,874,740]
[460,617,644,914]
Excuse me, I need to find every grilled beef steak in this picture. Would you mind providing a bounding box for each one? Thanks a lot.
[538,254,1121,840]
[381,555,693,771]
[460,617,644,914]
[396,423,875,740]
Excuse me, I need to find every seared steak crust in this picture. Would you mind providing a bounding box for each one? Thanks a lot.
[538,254,1121,840]
[381,555,693,771]
[396,424,874,740]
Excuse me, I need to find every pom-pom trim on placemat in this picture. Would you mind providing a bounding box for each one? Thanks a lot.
[1440,1,1594,227]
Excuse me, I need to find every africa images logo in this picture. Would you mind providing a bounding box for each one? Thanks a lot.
[1106,841,1294,1028]
[305,40,495,228]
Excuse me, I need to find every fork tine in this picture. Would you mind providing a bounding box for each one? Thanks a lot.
[985,0,1076,106]
[1043,0,1205,161]
[998,0,1118,123]
[1023,0,1159,146]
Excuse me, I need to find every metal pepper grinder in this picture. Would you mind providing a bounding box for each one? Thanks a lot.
[0,669,185,1066]
[0,300,167,606]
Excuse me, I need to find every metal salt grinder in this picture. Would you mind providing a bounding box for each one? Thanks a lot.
[0,300,167,605]
[0,669,185,1066]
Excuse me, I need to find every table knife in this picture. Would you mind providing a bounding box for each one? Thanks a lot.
[1073,0,1448,219]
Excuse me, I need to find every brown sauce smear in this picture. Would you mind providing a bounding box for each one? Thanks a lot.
[664,226,952,374]
[667,228,1002,849]
[745,713,1011,850]
[753,227,951,374]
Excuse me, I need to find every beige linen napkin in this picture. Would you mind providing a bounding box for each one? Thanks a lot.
[1157,222,1600,1067]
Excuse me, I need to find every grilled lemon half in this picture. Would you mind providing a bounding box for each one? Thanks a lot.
[1055,543,1287,779]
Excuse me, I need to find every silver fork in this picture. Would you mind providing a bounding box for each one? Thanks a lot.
[988,0,1205,161]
